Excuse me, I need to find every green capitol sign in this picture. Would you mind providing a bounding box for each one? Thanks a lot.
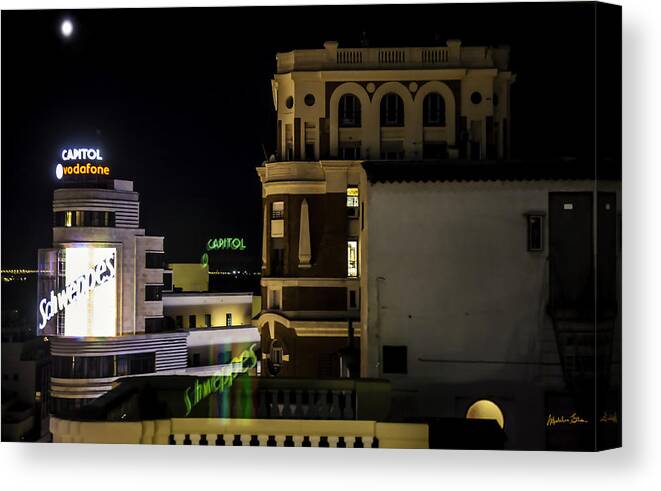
[206,237,246,251]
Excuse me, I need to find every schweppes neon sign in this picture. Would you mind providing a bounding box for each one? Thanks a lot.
[56,147,110,179]
[37,252,116,330]
[183,344,257,416]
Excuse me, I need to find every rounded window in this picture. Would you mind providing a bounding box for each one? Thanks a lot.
[466,399,504,429]
[285,96,294,109]
[304,94,315,106]
[470,91,482,105]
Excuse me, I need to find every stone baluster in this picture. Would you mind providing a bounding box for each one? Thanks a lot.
[281,389,293,418]
[307,390,318,419]
[189,434,201,445]
[327,436,339,448]
[329,390,341,419]
[342,391,354,419]
[363,436,374,448]
[274,435,286,447]
[317,390,329,419]
[294,389,304,418]
[309,435,321,447]
[269,389,280,418]
[257,389,268,418]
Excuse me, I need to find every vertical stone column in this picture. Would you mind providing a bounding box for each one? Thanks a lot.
[298,199,312,268]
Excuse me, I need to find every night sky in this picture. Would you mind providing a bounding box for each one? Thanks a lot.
[1,2,618,269]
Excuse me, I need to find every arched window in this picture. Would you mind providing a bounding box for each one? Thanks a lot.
[339,94,361,127]
[380,93,404,127]
[423,93,446,126]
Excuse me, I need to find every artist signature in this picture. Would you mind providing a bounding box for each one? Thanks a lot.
[599,412,618,424]
[546,412,589,427]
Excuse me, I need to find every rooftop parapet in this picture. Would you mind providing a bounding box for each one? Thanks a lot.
[276,39,511,73]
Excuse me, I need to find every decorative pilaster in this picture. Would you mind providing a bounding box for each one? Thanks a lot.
[298,198,312,268]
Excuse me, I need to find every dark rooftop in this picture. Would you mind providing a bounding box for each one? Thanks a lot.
[362,159,621,184]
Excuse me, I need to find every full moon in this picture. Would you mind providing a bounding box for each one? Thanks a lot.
[60,19,73,38]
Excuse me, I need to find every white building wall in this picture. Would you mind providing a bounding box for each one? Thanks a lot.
[362,178,621,449]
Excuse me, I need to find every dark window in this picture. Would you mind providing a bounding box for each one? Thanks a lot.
[493,93,499,106]
[527,214,545,252]
[349,290,357,309]
[54,210,115,227]
[145,284,163,301]
[305,143,315,160]
[423,93,446,126]
[304,94,315,106]
[175,316,183,329]
[205,314,212,327]
[218,351,232,365]
[339,144,361,160]
[51,355,114,378]
[189,315,197,329]
[145,252,165,269]
[380,93,404,127]
[285,96,294,109]
[226,313,232,327]
[145,317,165,333]
[192,353,201,367]
[423,143,448,160]
[383,346,407,374]
[116,353,155,376]
[470,91,482,104]
[339,94,361,127]
[163,271,173,291]
[271,340,283,365]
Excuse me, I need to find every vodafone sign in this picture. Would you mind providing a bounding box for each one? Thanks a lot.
[56,147,110,179]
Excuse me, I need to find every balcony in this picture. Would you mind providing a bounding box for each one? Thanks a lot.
[276,40,510,74]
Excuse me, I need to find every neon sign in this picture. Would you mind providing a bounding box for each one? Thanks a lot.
[56,147,109,179]
[183,343,257,416]
[206,237,246,251]
[38,251,116,330]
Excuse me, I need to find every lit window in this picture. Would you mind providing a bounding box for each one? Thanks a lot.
[225,313,232,327]
[466,399,505,429]
[347,240,358,277]
[271,201,284,219]
[346,187,359,208]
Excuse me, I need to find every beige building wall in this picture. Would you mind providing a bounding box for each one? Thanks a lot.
[169,263,209,292]
[163,293,253,329]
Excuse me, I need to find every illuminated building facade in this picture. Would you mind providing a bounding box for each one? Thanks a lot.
[256,40,514,378]
[38,178,188,416]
